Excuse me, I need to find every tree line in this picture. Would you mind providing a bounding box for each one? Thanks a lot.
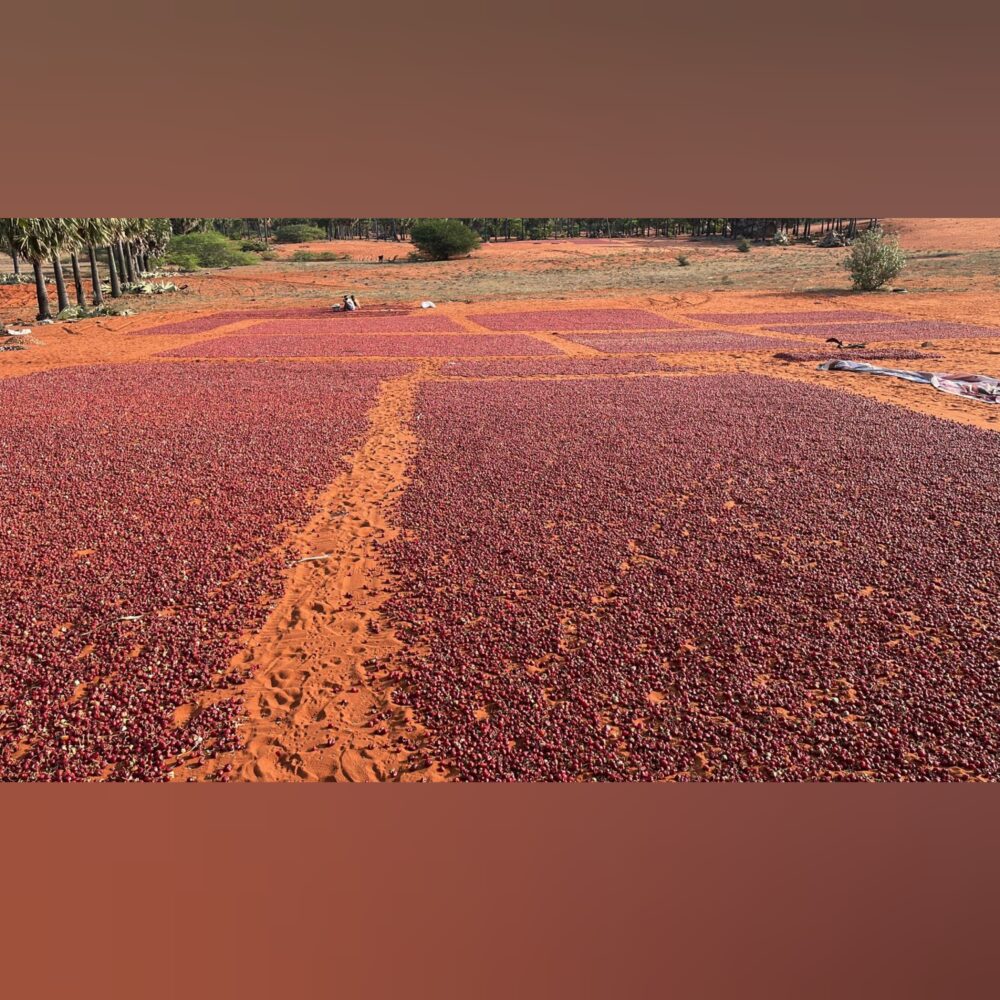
[1,218,172,320]
[179,217,877,243]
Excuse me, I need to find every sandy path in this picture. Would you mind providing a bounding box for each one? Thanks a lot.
[173,364,447,782]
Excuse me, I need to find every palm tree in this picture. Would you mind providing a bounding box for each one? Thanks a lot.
[49,219,78,313]
[128,218,166,275]
[126,217,154,277]
[104,218,126,298]
[143,218,172,269]
[0,220,21,276]
[116,223,134,284]
[4,218,62,319]
[120,218,140,281]
[69,249,86,305]
[59,217,90,307]
[73,218,114,306]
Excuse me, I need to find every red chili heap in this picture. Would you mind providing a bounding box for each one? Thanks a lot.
[686,310,891,326]
[238,315,466,334]
[132,307,336,336]
[438,357,675,377]
[563,331,814,354]
[385,375,1000,781]
[469,309,688,331]
[0,361,405,780]
[163,331,557,358]
[135,311,464,337]
[765,320,1000,342]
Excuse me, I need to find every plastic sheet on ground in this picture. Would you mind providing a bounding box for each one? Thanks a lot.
[819,359,1000,404]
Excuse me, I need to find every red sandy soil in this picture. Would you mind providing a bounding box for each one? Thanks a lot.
[882,218,1000,251]
[3,233,999,782]
[315,221,997,266]
[7,223,995,327]
[267,239,407,260]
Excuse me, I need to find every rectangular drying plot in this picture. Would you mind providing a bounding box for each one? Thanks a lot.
[563,330,817,353]
[131,306,343,336]
[684,310,892,326]
[764,320,1000,342]
[438,356,674,377]
[0,361,401,781]
[132,311,261,336]
[468,308,688,331]
[386,374,1000,781]
[134,312,464,336]
[162,331,559,358]
[250,315,465,334]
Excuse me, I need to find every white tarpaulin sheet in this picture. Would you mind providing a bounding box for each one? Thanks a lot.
[819,359,1000,404]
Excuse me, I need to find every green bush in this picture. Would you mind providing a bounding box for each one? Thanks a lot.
[289,250,349,262]
[164,232,256,269]
[274,224,326,244]
[737,238,752,253]
[56,303,130,319]
[410,219,481,260]
[165,252,199,272]
[241,238,268,252]
[843,226,905,291]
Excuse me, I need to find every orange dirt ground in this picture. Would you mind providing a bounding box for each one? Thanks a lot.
[3,222,998,781]
[883,217,1000,251]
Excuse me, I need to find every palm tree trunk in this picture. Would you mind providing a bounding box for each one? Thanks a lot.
[10,245,19,276]
[114,243,128,285]
[120,242,135,283]
[32,258,51,320]
[70,253,86,306]
[107,246,122,297]
[52,254,70,312]
[88,245,104,305]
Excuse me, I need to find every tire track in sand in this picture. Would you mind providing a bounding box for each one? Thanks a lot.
[173,363,448,782]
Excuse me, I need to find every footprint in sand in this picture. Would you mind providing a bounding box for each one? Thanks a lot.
[339,748,377,782]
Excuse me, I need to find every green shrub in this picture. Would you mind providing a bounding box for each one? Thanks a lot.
[289,250,349,262]
[260,250,278,261]
[241,238,268,252]
[56,303,130,319]
[274,224,326,244]
[164,232,256,269]
[843,226,905,290]
[160,252,199,272]
[410,219,481,260]
[737,238,751,253]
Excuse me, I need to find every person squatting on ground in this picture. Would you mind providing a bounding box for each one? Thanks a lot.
[333,294,359,312]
